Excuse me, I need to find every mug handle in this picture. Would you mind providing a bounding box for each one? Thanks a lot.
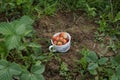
[49,45,56,52]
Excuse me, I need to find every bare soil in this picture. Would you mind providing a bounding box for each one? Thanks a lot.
[33,11,114,80]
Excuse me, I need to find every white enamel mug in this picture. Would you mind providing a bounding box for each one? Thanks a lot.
[49,32,71,52]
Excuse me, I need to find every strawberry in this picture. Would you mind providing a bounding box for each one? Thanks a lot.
[59,32,68,38]
[57,41,62,46]
[53,41,57,45]
[62,39,67,44]
[59,32,64,37]
[52,35,59,41]
[59,37,64,41]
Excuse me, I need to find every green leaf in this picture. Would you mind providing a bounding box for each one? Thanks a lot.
[31,64,45,74]
[98,57,108,65]
[5,35,20,50]
[89,69,97,75]
[19,16,34,37]
[30,74,44,80]
[0,69,12,80]
[16,0,24,5]
[20,72,44,80]
[20,71,30,80]
[116,65,120,76]
[0,60,8,69]
[87,51,98,62]
[35,61,42,66]
[15,22,26,35]
[79,48,89,56]
[60,62,68,72]
[80,57,87,68]
[0,16,34,51]
[28,43,41,48]
[20,63,45,80]
[0,42,8,59]
[18,45,26,50]
[20,70,45,80]
[0,60,22,80]
[33,54,47,61]
[111,74,119,80]
[19,16,34,26]
[0,22,13,36]
[9,62,22,75]
[12,17,33,36]
[114,12,120,22]
[110,57,118,67]
[88,63,98,70]
[114,54,120,64]
[104,68,113,76]
[28,43,41,54]
[24,28,33,36]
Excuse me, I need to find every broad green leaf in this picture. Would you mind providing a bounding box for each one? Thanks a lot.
[20,63,45,80]
[19,16,34,26]
[104,68,113,76]
[0,69,12,80]
[88,63,98,70]
[24,28,33,36]
[116,65,120,76]
[0,22,13,36]
[28,43,41,55]
[110,57,118,67]
[29,74,44,80]
[29,74,38,80]
[32,74,44,80]
[114,12,120,22]
[35,61,42,66]
[19,16,34,37]
[15,22,26,35]
[10,20,19,29]
[0,16,34,51]
[5,35,20,50]
[18,45,26,50]
[79,48,89,56]
[111,74,119,80]
[114,54,120,64]
[33,54,47,61]
[12,18,32,36]
[0,60,8,69]
[16,0,24,5]
[98,57,108,65]
[89,69,97,75]
[9,62,22,75]
[31,64,45,74]
[20,71,45,80]
[20,71,30,80]
[87,51,98,62]
[0,60,22,80]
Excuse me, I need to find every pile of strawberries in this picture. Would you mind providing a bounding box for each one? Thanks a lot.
[52,32,69,46]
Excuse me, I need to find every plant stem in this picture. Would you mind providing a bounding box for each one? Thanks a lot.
[110,0,113,20]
